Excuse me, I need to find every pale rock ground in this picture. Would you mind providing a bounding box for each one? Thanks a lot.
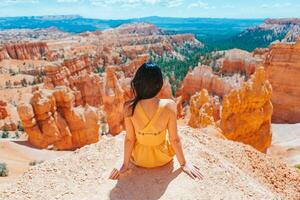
[0,138,68,185]
[0,85,39,105]
[269,123,300,166]
[0,126,299,200]
[0,59,53,73]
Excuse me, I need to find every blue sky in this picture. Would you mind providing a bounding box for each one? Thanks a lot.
[0,0,299,19]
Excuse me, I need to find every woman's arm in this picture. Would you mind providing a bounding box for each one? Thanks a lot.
[167,101,203,179]
[109,114,136,180]
[167,101,186,166]
[122,117,136,168]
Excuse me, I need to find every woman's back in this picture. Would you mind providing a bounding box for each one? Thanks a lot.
[129,98,175,168]
[131,99,170,135]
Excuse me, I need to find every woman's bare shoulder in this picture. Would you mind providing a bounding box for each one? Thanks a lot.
[161,99,176,114]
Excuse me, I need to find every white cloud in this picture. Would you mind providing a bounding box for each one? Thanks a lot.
[57,0,80,3]
[2,0,39,3]
[90,0,183,8]
[144,0,160,4]
[165,0,183,8]
[188,1,209,9]
[261,2,292,8]
[91,0,140,7]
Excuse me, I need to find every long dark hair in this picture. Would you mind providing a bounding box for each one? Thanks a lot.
[127,62,163,115]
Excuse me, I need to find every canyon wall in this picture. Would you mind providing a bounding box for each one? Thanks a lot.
[219,49,262,76]
[180,65,243,102]
[264,39,300,123]
[0,42,56,61]
[17,87,100,150]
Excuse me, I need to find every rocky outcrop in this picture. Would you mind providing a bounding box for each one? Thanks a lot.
[0,101,18,131]
[220,67,273,152]
[0,42,56,61]
[264,18,300,25]
[219,49,262,76]
[180,65,243,102]
[44,55,93,86]
[170,34,197,45]
[120,54,149,77]
[188,89,220,128]
[264,39,300,123]
[158,77,173,99]
[17,87,100,150]
[1,126,299,200]
[44,55,103,107]
[0,46,9,61]
[248,18,300,43]
[186,67,272,152]
[100,66,125,136]
[97,22,202,61]
[0,100,8,120]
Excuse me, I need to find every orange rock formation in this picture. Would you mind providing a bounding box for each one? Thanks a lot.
[17,87,100,150]
[158,77,173,99]
[120,54,149,77]
[188,89,220,128]
[100,66,125,136]
[264,39,300,123]
[219,49,262,76]
[220,67,273,152]
[44,55,103,106]
[0,42,56,61]
[180,65,243,102]
[0,100,18,131]
[0,100,8,120]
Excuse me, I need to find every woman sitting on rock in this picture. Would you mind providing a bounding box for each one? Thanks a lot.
[109,62,203,180]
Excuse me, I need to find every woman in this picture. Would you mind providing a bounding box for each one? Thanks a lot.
[109,62,203,180]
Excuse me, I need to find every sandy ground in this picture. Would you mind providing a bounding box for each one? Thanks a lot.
[269,123,300,166]
[0,139,69,185]
[0,126,299,200]
[0,84,41,105]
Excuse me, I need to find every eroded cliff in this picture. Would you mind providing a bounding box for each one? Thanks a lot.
[17,87,100,150]
[264,39,300,123]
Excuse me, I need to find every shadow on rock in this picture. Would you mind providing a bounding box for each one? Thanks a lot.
[109,161,181,200]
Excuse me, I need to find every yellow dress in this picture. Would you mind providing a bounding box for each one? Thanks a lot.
[130,100,175,168]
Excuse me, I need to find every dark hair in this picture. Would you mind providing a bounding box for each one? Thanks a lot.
[127,62,163,115]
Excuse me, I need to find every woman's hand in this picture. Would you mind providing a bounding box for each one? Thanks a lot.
[181,162,203,180]
[109,164,131,180]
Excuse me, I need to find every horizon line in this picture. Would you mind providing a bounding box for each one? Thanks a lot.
[0,14,291,21]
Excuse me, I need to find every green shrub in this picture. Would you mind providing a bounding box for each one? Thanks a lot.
[15,131,20,138]
[1,129,9,138]
[0,163,9,177]
[17,121,24,132]
[295,164,300,170]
